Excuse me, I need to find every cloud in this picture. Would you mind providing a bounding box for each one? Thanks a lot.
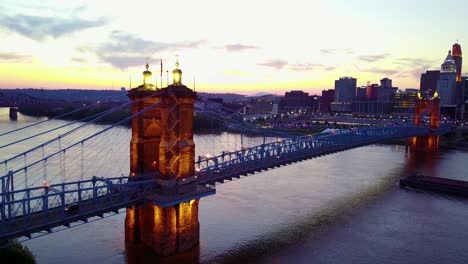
[223,70,254,76]
[408,65,432,78]
[81,31,205,68]
[257,59,288,69]
[99,31,204,54]
[320,49,354,55]
[98,55,148,69]
[0,52,32,62]
[363,68,400,76]
[223,44,259,52]
[0,12,108,41]
[289,63,336,72]
[357,54,390,63]
[396,57,436,67]
[71,57,87,63]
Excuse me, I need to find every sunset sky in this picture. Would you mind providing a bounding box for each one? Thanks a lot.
[0,0,467,95]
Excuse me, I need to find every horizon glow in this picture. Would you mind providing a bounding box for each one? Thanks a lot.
[0,0,467,95]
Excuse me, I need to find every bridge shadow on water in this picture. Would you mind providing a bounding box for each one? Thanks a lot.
[125,242,200,264]
[122,136,444,264]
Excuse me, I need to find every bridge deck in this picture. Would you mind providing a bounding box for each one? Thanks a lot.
[0,179,214,242]
[0,125,451,243]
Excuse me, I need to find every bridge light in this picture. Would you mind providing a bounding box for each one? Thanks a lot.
[42,180,50,188]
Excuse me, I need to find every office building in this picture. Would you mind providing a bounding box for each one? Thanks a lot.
[334,77,356,102]
[420,70,440,96]
[437,51,458,106]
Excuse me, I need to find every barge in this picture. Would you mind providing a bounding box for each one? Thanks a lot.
[400,175,468,197]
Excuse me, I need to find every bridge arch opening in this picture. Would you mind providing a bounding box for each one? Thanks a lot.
[413,97,440,129]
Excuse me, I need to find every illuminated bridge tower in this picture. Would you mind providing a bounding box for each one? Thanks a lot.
[125,61,201,256]
[413,92,440,129]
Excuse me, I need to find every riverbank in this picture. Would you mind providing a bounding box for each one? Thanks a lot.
[0,241,36,264]
[19,104,224,132]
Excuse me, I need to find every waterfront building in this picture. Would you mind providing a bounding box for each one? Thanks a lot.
[366,83,379,100]
[420,70,440,96]
[452,42,463,83]
[380,77,392,89]
[320,89,334,112]
[393,89,419,114]
[280,90,313,112]
[334,77,356,102]
[437,51,458,106]
[356,86,367,100]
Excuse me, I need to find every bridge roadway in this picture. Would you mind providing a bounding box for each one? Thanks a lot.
[196,125,434,184]
[0,125,445,243]
[0,177,214,242]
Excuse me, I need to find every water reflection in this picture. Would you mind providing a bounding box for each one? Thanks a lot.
[125,242,199,264]
[10,111,465,264]
[404,135,440,176]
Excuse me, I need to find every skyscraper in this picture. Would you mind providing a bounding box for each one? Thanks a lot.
[452,43,463,83]
[420,70,440,96]
[334,77,356,102]
[436,51,457,106]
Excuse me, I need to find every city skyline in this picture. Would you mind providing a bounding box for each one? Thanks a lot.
[0,0,467,94]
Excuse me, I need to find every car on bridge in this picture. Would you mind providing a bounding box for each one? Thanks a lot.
[64,203,80,214]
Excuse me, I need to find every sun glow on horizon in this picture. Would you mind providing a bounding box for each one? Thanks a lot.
[0,0,466,94]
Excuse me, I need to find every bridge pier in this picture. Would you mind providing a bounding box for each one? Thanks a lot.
[125,62,201,256]
[125,199,199,256]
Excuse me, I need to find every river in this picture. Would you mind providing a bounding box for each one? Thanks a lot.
[1,108,467,264]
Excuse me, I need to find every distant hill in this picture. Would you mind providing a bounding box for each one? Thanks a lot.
[0,89,249,103]
[0,88,128,103]
[197,92,246,102]
[248,92,273,97]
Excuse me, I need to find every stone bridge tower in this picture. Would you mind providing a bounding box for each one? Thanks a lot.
[413,92,440,129]
[125,61,200,256]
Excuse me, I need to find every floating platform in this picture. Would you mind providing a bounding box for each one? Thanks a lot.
[400,175,468,197]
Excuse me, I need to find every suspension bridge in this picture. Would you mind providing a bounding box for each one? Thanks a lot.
[0,63,450,255]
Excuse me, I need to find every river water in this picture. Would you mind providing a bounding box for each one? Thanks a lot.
[1,108,467,264]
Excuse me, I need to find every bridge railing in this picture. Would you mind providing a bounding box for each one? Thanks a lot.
[0,176,157,239]
[195,125,429,183]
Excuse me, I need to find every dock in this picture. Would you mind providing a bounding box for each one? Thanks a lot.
[400,175,468,197]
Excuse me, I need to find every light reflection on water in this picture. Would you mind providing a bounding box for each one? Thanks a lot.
[1,109,467,264]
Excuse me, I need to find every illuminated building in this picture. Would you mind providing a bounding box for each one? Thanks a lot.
[280,90,312,111]
[452,43,462,83]
[436,51,457,106]
[420,70,440,96]
[393,89,418,114]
